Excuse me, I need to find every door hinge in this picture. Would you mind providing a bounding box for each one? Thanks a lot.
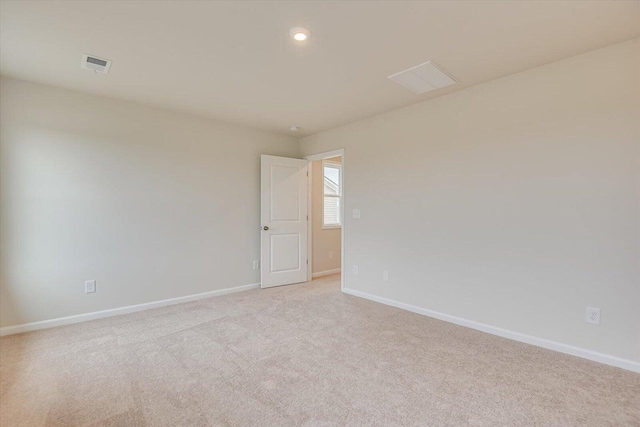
[306,259,308,265]
[306,215,308,220]
[306,171,308,176]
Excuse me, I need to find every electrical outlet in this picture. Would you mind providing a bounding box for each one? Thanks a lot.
[352,209,361,219]
[586,307,600,324]
[329,251,333,259]
[85,280,96,294]
[382,270,389,281]
[352,265,359,275]
[253,260,260,270]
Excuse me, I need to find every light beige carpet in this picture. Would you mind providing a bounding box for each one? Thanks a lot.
[1,274,639,426]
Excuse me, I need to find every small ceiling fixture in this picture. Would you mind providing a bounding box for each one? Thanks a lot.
[289,126,300,132]
[388,61,456,94]
[81,54,112,74]
[290,27,310,42]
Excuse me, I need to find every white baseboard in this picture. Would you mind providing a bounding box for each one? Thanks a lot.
[312,268,341,279]
[342,288,640,374]
[0,283,260,337]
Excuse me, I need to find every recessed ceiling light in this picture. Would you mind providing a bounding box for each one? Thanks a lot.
[290,27,310,42]
[289,126,300,132]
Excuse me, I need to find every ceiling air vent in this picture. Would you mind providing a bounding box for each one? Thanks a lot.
[388,61,456,94]
[81,54,112,74]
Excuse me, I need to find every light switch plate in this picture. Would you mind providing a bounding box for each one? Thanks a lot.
[352,209,361,219]
[352,265,359,275]
[382,270,389,281]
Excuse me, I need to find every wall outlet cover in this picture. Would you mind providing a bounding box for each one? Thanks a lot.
[253,260,260,270]
[586,307,600,325]
[85,280,96,294]
[352,209,361,219]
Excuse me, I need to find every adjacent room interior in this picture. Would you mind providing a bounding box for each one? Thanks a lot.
[310,154,343,281]
[0,1,639,426]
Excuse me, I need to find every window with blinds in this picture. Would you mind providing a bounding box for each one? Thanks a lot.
[323,161,341,228]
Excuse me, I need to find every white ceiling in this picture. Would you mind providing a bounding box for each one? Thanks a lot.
[1,1,639,136]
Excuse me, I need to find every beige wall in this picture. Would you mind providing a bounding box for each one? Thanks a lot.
[0,77,299,327]
[1,39,639,365]
[301,39,640,362]
[311,156,342,275]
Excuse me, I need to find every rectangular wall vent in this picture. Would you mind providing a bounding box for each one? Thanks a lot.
[81,54,112,74]
[388,61,456,94]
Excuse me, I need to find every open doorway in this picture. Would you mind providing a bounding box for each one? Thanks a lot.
[304,149,345,290]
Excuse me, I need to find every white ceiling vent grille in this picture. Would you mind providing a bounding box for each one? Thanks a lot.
[81,54,112,74]
[388,61,456,94]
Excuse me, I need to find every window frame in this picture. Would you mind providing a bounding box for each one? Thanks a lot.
[322,159,342,229]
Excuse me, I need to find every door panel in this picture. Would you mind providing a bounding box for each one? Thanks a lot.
[261,155,308,288]
[270,164,301,221]
[270,234,300,272]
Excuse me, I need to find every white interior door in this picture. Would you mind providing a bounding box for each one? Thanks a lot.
[261,155,308,288]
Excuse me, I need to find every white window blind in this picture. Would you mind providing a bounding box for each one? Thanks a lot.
[323,161,341,227]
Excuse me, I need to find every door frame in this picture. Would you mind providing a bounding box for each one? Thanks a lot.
[304,148,345,291]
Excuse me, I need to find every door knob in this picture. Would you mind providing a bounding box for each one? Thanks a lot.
[262,226,269,231]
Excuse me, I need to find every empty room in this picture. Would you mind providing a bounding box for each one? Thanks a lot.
[1,1,639,426]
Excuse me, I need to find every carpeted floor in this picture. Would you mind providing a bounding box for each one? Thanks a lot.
[1,274,639,426]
